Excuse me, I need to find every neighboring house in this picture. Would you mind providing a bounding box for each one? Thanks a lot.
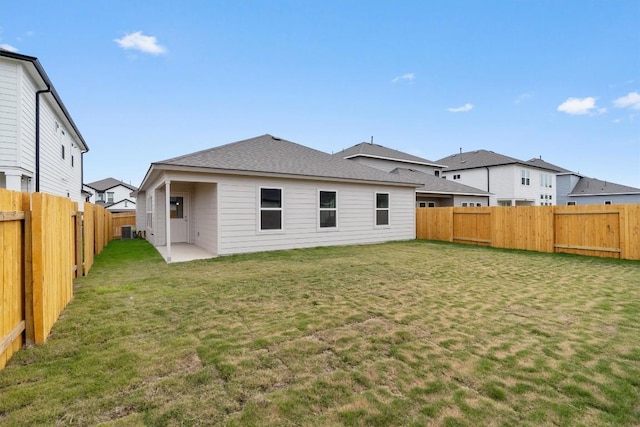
[0,50,89,203]
[85,177,137,212]
[334,142,491,207]
[436,150,560,206]
[527,157,640,205]
[135,134,420,262]
[565,177,640,205]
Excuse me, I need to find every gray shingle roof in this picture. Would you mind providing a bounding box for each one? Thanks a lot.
[334,142,444,167]
[569,177,640,196]
[390,168,490,195]
[525,158,572,173]
[436,150,523,171]
[86,177,138,191]
[155,134,421,186]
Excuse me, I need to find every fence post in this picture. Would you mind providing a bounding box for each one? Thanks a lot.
[75,206,82,278]
[21,194,34,345]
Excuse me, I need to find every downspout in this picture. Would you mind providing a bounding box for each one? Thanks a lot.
[35,85,52,192]
[485,166,491,205]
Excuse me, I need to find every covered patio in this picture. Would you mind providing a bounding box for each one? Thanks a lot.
[155,243,215,263]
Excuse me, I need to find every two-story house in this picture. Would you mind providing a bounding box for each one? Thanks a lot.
[0,50,89,203]
[334,142,491,207]
[85,177,137,212]
[436,150,561,206]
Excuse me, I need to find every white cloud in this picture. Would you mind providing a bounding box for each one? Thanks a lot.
[114,31,166,55]
[392,72,415,83]
[0,43,18,52]
[447,103,474,113]
[614,91,640,110]
[515,93,533,104]
[557,97,605,115]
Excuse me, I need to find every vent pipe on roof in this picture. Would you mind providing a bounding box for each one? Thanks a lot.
[459,147,462,154]
[370,136,373,145]
[35,84,52,192]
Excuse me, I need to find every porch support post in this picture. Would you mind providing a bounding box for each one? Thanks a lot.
[165,180,171,262]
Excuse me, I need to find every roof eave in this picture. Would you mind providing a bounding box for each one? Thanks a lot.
[0,50,89,152]
[344,153,446,168]
[150,163,421,188]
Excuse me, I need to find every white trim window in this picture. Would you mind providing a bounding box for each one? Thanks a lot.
[318,190,337,229]
[540,173,552,188]
[107,192,115,203]
[604,200,612,205]
[375,192,390,226]
[260,187,283,230]
[521,170,531,186]
[146,196,153,228]
[567,201,576,206]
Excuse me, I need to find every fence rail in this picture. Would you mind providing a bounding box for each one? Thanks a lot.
[1,189,114,369]
[416,204,640,260]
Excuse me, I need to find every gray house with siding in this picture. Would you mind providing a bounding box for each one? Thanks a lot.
[334,142,491,207]
[135,134,420,262]
[526,158,640,205]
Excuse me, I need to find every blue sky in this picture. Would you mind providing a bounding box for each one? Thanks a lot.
[2,1,639,187]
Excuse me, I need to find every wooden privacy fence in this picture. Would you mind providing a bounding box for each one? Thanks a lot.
[416,204,640,260]
[111,212,137,239]
[1,189,114,369]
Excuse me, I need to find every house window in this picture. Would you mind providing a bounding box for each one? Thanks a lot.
[97,192,105,202]
[61,145,65,159]
[170,197,184,218]
[107,192,114,203]
[567,201,576,206]
[434,170,440,177]
[71,155,74,167]
[428,202,436,207]
[146,196,153,228]
[540,173,552,188]
[604,200,612,205]
[375,193,389,226]
[521,170,530,185]
[418,202,426,208]
[319,191,337,228]
[453,174,461,180]
[461,202,468,207]
[260,187,282,230]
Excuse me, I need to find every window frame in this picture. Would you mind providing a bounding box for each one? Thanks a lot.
[318,190,338,230]
[375,192,390,227]
[521,169,531,186]
[258,187,284,232]
[107,192,115,203]
[146,196,153,229]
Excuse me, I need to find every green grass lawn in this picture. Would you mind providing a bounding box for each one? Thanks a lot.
[1,239,639,426]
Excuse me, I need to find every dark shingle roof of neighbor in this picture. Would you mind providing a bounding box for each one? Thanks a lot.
[334,142,445,167]
[390,168,491,195]
[437,149,562,172]
[86,177,138,191]
[525,158,572,173]
[154,134,422,186]
[569,177,640,196]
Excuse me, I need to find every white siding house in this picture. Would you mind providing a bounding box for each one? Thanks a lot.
[437,150,558,206]
[0,50,88,203]
[136,135,419,262]
[85,177,137,212]
[334,142,491,207]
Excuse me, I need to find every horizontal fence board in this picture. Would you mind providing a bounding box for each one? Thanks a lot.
[0,211,25,222]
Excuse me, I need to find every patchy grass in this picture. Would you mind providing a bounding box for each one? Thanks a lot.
[1,239,639,426]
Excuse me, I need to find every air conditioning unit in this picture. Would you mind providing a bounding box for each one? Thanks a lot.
[121,225,134,240]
